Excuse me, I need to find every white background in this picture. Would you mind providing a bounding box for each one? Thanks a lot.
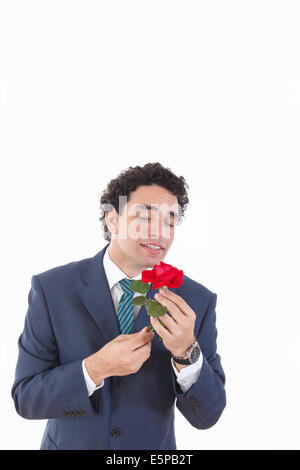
[1,0,299,450]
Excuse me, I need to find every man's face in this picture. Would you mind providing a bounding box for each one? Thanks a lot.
[106,184,180,269]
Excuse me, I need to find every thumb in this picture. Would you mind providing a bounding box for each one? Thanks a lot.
[140,327,148,333]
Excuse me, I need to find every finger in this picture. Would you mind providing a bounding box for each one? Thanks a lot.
[154,293,182,324]
[156,312,178,335]
[132,330,155,349]
[133,333,154,351]
[158,289,192,317]
[150,316,173,340]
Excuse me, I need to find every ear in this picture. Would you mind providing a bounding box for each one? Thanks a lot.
[105,209,119,238]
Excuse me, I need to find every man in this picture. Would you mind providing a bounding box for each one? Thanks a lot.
[11,162,226,450]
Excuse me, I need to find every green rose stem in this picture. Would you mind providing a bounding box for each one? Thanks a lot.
[147,285,168,340]
[130,281,169,341]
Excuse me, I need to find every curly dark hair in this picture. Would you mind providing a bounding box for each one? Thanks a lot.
[99,162,189,242]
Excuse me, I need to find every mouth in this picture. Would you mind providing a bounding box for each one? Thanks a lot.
[140,243,164,255]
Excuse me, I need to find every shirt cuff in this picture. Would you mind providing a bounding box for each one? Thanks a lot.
[171,350,203,393]
[82,359,105,397]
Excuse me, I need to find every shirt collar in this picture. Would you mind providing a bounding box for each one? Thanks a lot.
[103,244,152,290]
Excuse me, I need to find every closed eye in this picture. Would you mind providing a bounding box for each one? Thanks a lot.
[137,216,174,227]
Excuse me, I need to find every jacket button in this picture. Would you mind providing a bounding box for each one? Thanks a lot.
[111,428,121,437]
[119,378,125,387]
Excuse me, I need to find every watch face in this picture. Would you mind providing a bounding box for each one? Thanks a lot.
[190,345,200,363]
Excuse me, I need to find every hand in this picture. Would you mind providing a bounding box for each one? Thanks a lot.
[151,288,196,357]
[85,328,155,385]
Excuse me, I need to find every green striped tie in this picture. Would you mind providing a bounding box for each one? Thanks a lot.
[118,278,135,334]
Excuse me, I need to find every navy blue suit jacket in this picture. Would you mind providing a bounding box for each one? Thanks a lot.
[11,243,226,450]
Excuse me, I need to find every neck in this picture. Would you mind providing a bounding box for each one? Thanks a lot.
[108,241,143,279]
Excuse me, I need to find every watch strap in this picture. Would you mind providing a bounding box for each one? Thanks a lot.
[172,338,198,364]
[172,356,191,365]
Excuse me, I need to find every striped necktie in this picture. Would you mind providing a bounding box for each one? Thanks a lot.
[118,278,135,334]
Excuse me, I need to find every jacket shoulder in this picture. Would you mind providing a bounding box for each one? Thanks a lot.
[180,274,215,301]
[33,254,92,288]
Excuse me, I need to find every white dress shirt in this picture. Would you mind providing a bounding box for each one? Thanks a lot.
[82,245,203,396]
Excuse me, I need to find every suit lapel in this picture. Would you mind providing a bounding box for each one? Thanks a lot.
[77,243,160,341]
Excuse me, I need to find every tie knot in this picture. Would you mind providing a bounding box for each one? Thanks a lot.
[119,278,135,297]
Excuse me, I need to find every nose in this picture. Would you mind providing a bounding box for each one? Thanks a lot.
[148,216,163,240]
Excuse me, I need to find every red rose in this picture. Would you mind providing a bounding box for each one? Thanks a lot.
[142,261,184,289]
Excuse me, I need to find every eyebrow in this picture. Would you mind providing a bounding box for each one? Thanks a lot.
[135,204,179,220]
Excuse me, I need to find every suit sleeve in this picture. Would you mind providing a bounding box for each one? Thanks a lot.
[170,292,226,429]
[82,359,105,396]
[171,353,203,393]
[11,275,102,419]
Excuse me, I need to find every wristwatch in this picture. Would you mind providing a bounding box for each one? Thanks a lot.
[171,339,201,365]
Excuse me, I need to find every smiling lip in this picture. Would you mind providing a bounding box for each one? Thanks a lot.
[140,242,164,249]
[140,243,164,255]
